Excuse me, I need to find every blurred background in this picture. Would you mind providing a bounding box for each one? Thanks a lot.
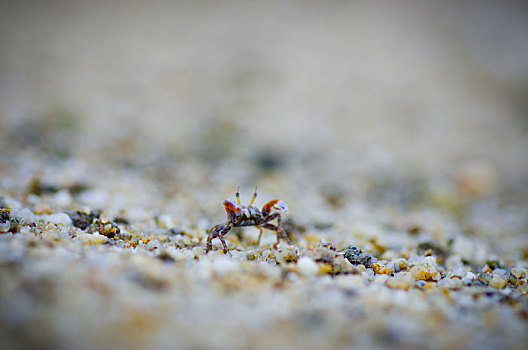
[1,0,527,255]
[1,2,528,349]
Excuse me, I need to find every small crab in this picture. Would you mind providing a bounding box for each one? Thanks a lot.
[206,188,291,254]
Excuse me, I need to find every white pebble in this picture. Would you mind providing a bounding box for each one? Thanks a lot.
[11,208,36,223]
[452,266,466,278]
[462,271,476,285]
[46,213,72,226]
[465,271,476,279]
[0,222,10,232]
[77,233,108,245]
[511,267,526,279]
[297,256,319,277]
[438,277,462,289]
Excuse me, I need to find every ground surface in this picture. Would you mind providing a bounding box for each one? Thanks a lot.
[1,1,528,349]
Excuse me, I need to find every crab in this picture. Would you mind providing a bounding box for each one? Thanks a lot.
[206,188,291,254]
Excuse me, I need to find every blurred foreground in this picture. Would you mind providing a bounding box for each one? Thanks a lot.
[1,1,528,349]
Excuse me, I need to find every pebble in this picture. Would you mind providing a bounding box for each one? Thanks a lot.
[437,277,463,289]
[465,271,476,280]
[387,258,408,272]
[386,272,415,290]
[343,245,377,268]
[511,267,527,280]
[297,256,319,277]
[45,213,73,226]
[76,232,109,245]
[0,222,10,232]
[410,256,440,281]
[451,266,467,278]
[489,275,508,289]
[373,262,391,275]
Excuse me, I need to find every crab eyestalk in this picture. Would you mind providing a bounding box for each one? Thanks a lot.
[249,186,258,205]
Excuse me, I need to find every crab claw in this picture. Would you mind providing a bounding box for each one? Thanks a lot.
[263,198,289,215]
[223,199,242,212]
[273,200,289,213]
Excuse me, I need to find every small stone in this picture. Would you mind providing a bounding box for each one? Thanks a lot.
[88,219,120,238]
[11,208,36,223]
[387,258,408,272]
[410,256,440,281]
[452,266,466,278]
[511,267,527,280]
[318,263,333,275]
[438,278,463,289]
[77,232,109,245]
[275,246,299,264]
[492,268,507,276]
[0,221,10,233]
[0,209,11,233]
[297,256,319,277]
[1,208,11,223]
[311,245,337,264]
[386,272,414,290]
[343,245,376,268]
[462,271,477,285]
[414,280,427,289]
[465,271,476,279]
[410,268,438,281]
[333,255,361,274]
[46,213,73,226]
[489,275,508,289]
[373,262,391,275]
[67,210,101,230]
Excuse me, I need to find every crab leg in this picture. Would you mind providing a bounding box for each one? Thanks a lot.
[262,223,292,245]
[206,223,232,254]
[264,212,281,226]
[256,226,263,246]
